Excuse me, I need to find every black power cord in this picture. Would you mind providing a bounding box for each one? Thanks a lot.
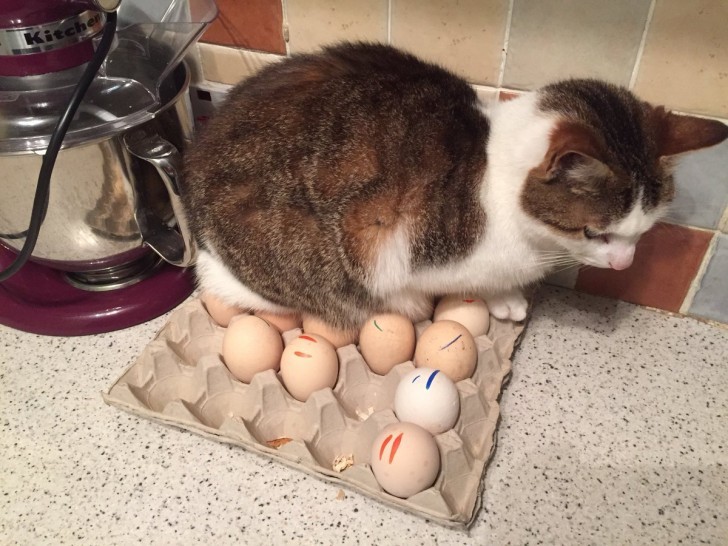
[0,10,118,282]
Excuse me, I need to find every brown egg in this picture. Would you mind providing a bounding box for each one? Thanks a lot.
[359,313,416,375]
[280,333,339,401]
[302,315,358,348]
[222,315,283,383]
[254,310,303,333]
[200,292,246,327]
[433,295,490,337]
[414,320,477,382]
[370,422,440,498]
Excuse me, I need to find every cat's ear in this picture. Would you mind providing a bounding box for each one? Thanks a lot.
[647,105,728,157]
[539,122,612,186]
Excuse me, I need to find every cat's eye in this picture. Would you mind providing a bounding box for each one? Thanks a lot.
[584,227,610,243]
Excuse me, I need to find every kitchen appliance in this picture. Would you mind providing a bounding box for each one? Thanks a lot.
[0,0,217,335]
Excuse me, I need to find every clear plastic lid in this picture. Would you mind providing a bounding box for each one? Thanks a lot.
[0,0,218,154]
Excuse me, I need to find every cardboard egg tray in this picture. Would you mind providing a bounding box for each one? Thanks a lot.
[103,298,525,528]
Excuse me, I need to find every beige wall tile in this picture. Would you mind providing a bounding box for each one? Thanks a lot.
[503,0,651,89]
[199,43,285,85]
[390,0,509,85]
[634,0,728,117]
[286,0,388,53]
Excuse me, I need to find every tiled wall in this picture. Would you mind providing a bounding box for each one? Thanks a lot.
[191,0,728,325]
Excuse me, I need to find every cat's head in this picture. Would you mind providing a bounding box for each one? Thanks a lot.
[520,79,728,270]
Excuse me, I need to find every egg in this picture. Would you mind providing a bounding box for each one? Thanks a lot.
[358,313,416,375]
[302,314,358,348]
[433,295,490,337]
[394,368,460,434]
[414,320,477,382]
[370,422,440,498]
[254,310,303,333]
[222,315,283,383]
[200,292,246,327]
[280,333,339,401]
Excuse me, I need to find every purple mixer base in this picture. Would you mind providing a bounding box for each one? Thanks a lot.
[0,245,194,336]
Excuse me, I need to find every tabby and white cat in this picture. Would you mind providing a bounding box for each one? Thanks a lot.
[181,43,728,327]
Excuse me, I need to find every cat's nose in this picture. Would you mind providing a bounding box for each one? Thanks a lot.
[608,244,635,270]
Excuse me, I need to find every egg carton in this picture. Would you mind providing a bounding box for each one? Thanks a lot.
[103,298,526,528]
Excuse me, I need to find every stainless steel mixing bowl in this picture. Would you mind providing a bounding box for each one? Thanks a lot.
[0,60,196,275]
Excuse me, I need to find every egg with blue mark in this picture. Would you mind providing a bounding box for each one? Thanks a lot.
[394,367,460,434]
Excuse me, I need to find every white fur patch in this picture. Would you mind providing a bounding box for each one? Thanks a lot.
[406,92,562,295]
[370,224,411,295]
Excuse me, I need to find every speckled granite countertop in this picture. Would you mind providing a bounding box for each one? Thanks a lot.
[2,286,727,545]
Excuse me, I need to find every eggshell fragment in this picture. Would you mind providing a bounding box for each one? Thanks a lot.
[280,333,339,401]
[414,320,477,382]
[254,311,303,333]
[394,368,460,434]
[433,295,490,337]
[222,315,283,383]
[370,422,440,498]
[302,315,358,348]
[359,313,416,375]
[200,292,246,327]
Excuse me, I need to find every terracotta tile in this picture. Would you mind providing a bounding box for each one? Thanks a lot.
[689,233,728,324]
[634,0,728,117]
[390,0,509,85]
[498,90,522,101]
[201,0,286,55]
[575,223,713,312]
[286,0,387,54]
[503,0,651,89]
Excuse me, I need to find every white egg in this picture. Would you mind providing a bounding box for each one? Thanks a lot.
[394,368,460,434]
[370,422,440,498]
[433,295,490,337]
[280,333,339,401]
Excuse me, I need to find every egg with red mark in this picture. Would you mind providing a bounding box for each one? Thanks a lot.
[302,315,358,348]
[370,422,440,498]
[254,310,302,333]
[394,368,460,434]
[433,295,490,337]
[414,320,476,382]
[200,292,246,327]
[359,313,416,375]
[222,315,283,382]
[280,333,339,401]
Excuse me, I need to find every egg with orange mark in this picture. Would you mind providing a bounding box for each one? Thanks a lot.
[280,333,339,401]
[359,313,416,375]
[222,315,283,382]
[433,295,490,337]
[302,314,358,348]
[254,310,302,333]
[414,320,477,382]
[200,292,246,327]
[370,422,440,498]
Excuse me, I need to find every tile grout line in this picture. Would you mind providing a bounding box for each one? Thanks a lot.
[496,0,515,89]
[387,0,392,45]
[679,230,719,315]
[628,0,656,91]
[719,201,728,232]
[281,0,291,56]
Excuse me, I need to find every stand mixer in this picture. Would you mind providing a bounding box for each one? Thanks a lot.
[0,0,218,335]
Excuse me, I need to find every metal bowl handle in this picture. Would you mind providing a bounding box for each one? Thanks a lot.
[124,131,196,267]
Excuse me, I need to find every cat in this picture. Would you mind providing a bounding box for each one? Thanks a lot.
[181,42,728,329]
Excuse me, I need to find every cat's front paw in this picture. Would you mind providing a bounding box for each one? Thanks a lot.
[486,291,528,322]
